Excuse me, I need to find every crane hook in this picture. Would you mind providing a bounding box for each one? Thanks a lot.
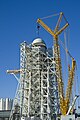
[37,23,40,36]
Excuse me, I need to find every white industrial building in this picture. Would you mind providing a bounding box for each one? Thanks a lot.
[0,98,13,110]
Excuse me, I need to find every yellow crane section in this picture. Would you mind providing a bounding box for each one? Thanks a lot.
[37,12,69,39]
[37,12,76,115]
[6,69,22,74]
[65,58,76,113]
[61,58,76,115]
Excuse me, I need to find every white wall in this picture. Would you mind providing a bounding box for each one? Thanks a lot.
[0,98,13,110]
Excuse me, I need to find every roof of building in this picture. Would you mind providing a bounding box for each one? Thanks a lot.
[32,38,46,47]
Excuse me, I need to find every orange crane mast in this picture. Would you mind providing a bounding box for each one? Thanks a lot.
[37,12,76,115]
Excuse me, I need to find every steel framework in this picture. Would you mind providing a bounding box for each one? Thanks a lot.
[9,39,60,120]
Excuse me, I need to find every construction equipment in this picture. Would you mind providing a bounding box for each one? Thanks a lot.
[67,95,79,115]
[37,12,76,115]
[7,69,21,74]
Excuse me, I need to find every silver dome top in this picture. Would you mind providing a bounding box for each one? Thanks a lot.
[32,38,46,47]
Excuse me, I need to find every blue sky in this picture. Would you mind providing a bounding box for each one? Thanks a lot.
[0,0,80,99]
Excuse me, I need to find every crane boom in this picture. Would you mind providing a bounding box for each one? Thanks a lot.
[37,18,69,39]
[37,12,76,115]
[65,59,76,111]
[55,23,69,36]
[7,69,22,74]
[54,38,65,114]
[37,18,56,37]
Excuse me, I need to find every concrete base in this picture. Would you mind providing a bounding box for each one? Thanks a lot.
[61,115,75,120]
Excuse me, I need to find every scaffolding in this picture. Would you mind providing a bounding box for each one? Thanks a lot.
[9,38,60,120]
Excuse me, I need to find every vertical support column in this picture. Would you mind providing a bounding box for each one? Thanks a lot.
[47,65,50,120]
[28,71,32,117]
[20,42,26,116]
[20,42,30,117]
[41,72,43,120]
[53,46,59,114]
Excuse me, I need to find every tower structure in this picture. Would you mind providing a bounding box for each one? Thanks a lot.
[9,38,59,120]
[20,38,59,119]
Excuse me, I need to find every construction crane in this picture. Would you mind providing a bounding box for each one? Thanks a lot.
[67,95,79,115]
[37,12,76,115]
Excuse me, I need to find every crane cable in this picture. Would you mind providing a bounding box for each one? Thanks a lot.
[40,13,59,20]
[64,29,68,64]
[58,37,73,60]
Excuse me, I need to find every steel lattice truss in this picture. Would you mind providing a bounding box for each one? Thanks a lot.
[10,41,60,120]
